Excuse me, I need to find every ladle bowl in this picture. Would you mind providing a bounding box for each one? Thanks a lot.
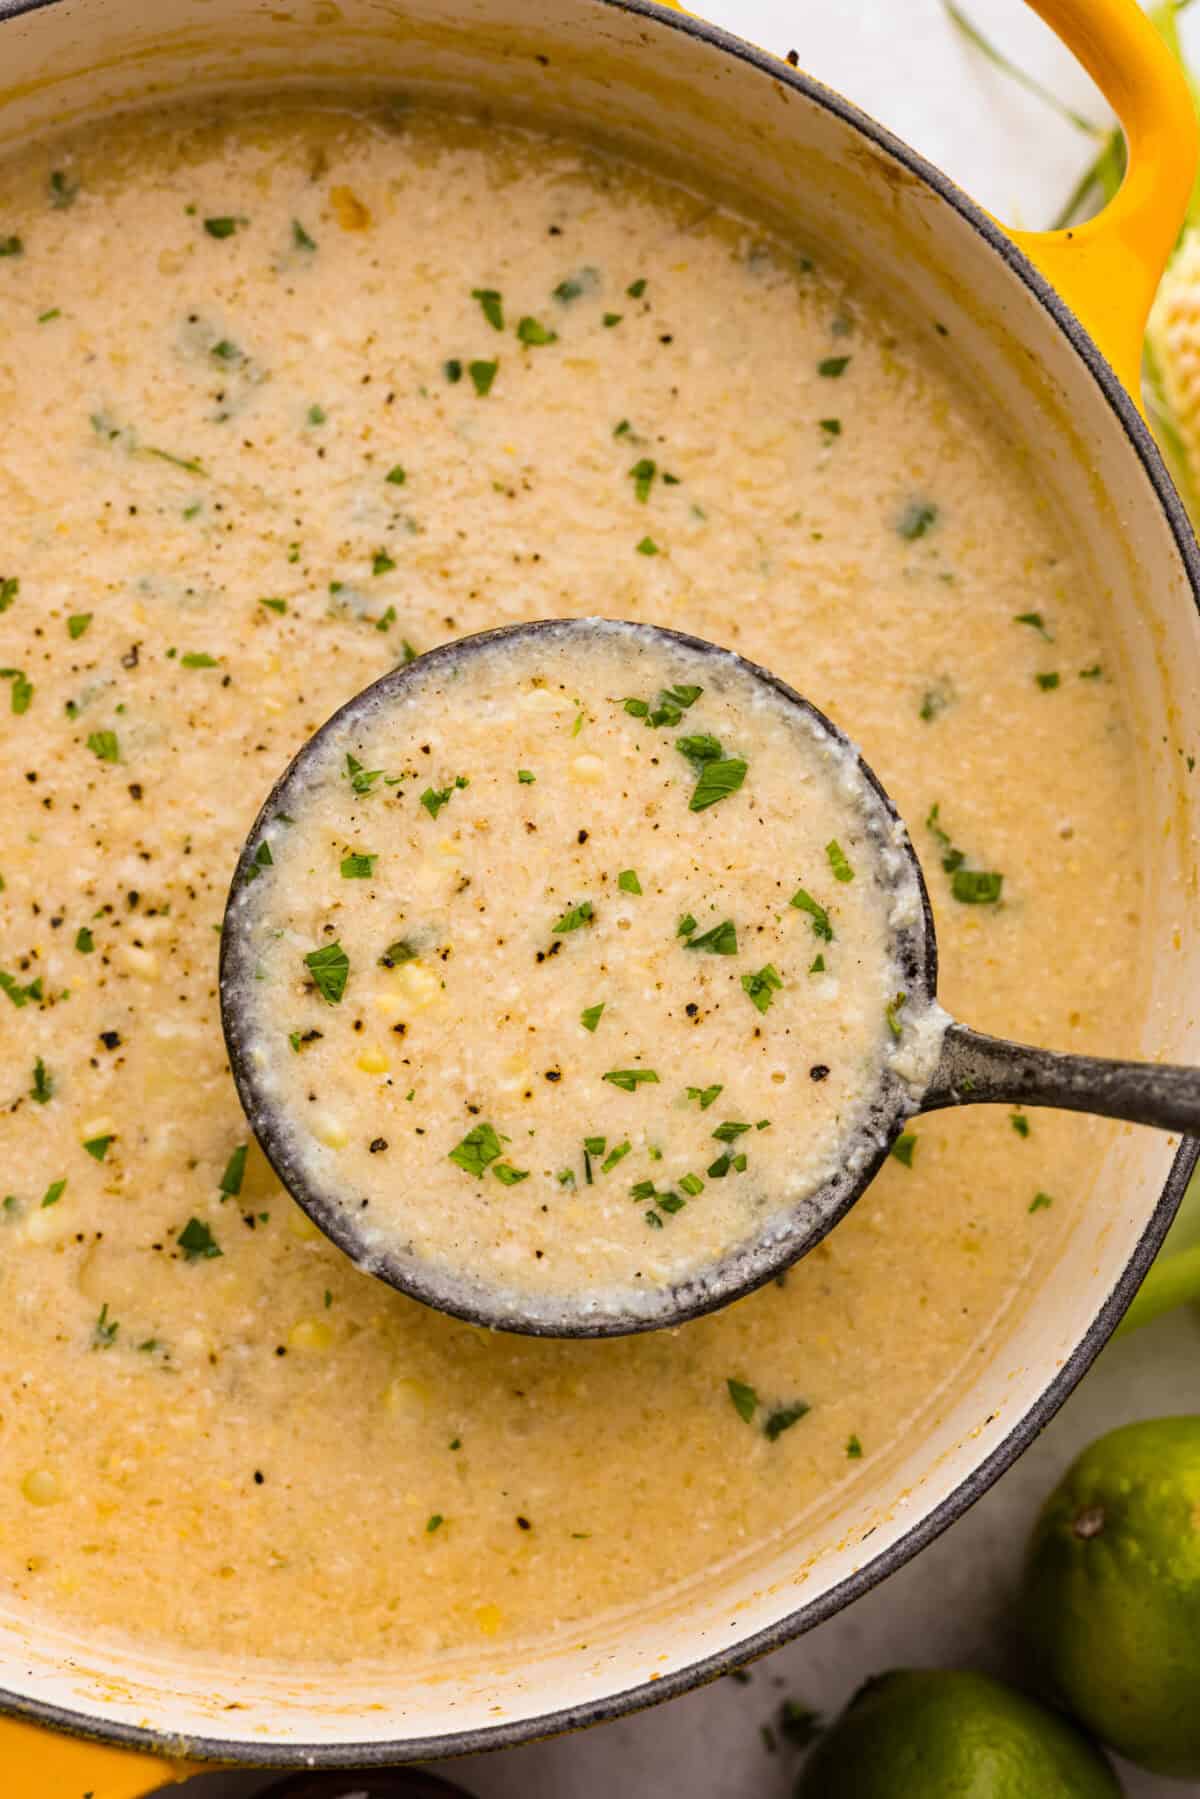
[220,619,1200,1337]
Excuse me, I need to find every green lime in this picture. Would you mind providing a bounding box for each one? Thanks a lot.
[1023,1414,1200,1778]
[795,1669,1120,1797]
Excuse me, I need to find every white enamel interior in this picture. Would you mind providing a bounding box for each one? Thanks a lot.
[0,0,1197,1762]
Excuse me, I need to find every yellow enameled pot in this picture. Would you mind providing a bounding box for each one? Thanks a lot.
[0,0,1195,1790]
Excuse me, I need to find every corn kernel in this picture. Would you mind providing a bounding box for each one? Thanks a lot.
[311,1114,348,1149]
[474,1603,504,1636]
[570,754,605,784]
[118,943,159,978]
[356,1045,390,1074]
[288,1318,334,1352]
[25,1205,73,1246]
[81,1115,117,1141]
[21,1470,61,1506]
[394,963,439,1010]
[384,1376,429,1417]
[520,688,574,715]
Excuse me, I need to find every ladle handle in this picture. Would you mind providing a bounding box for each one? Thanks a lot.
[923,1023,1200,1137]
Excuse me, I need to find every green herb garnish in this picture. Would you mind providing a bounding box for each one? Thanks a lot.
[87,729,119,762]
[448,1122,503,1177]
[1036,671,1061,691]
[825,840,854,883]
[518,769,536,783]
[630,458,656,502]
[219,1144,247,1197]
[617,869,642,895]
[340,852,376,879]
[952,869,1004,904]
[742,964,782,1014]
[553,899,594,933]
[581,1002,605,1032]
[83,1134,113,1161]
[727,1378,758,1422]
[898,500,938,540]
[74,927,94,954]
[790,887,833,940]
[818,355,850,377]
[517,315,557,345]
[468,359,498,395]
[492,1162,530,1186]
[891,1133,917,1167]
[92,1303,119,1349]
[345,753,383,796]
[471,287,504,330]
[1011,1113,1031,1138]
[687,1083,723,1110]
[602,1069,660,1092]
[67,612,92,639]
[31,1058,52,1105]
[303,941,350,1004]
[689,757,747,812]
[1029,1191,1054,1213]
[177,1217,221,1259]
[764,1401,810,1441]
[203,216,238,238]
[684,918,737,955]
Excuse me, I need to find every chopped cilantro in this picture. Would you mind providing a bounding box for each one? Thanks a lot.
[846,1434,863,1459]
[219,1144,247,1197]
[727,1378,758,1423]
[764,1401,810,1441]
[340,852,377,879]
[380,938,416,967]
[809,953,826,974]
[680,1172,705,1196]
[891,1132,917,1167]
[790,887,833,940]
[0,576,17,611]
[74,926,94,954]
[468,359,498,395]
[1036,671,1061,691]
[181,651,219,668]
[41,1177,66,1208]
[1014,611,1052,638]
[67,612,92,639]
[826,840,854,883]
[292,218,316,250]
[820,417,842,435]
[1029,1191,1054,1213]
[0,235,23,257]
[178,1217,221,1259]
[444,358,463,383]
[581,1002,605,1032]
[385,464,406,485]
[372,549,395,577]
[517,315,557,345]
[448,1122,503,1177]
[635,536,660,556]
[92,1303,119,1350]
[203,216,238,238]
[426,1513,444,1532]
[618,869,642,895]
[952,869,1004,904]
[303,941,350,1004]
[713,1120,752,1143]
[87,729,119,762]
[687,1083,723,1110]
[742,964,782,1013]
[493,1162,530,1186]
[677,913,697,938]
[83,1134,114,1161]
[602,1069,660,1091]
[630,458,656,502]
[471,287,504,330]
[676,731,724,771]
[0,970,42,1007]
[898,500,938,540]
[553,899,594,933]
[1011,1113,1031,1138]
[517,769,536,783]
[1079,664,1103,680]
[260,597,287,614]
[689,756,747,812]
[627,277,647,298]
[345,753,383,796]
[603,312,623,327]
[818,355,850,377]
[684,918,737,955]
[885,992,907,1038]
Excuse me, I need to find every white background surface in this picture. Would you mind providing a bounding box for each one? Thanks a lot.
[162,2,1200,1794]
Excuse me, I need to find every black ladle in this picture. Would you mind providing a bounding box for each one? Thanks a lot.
[219,619,1200,1337]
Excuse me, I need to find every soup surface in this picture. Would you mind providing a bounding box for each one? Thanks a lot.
[0,98,1142,1664]
[230,618,934,1318]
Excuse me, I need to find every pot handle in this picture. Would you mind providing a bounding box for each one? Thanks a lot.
[0,1714,201,1795]
[1001,0,1197,403]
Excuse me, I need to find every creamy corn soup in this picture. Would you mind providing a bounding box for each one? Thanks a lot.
[0,98,1143,1664]
[228,619,937,1317]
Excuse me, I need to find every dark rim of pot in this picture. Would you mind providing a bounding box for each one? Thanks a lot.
[0,0,1195,1770]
